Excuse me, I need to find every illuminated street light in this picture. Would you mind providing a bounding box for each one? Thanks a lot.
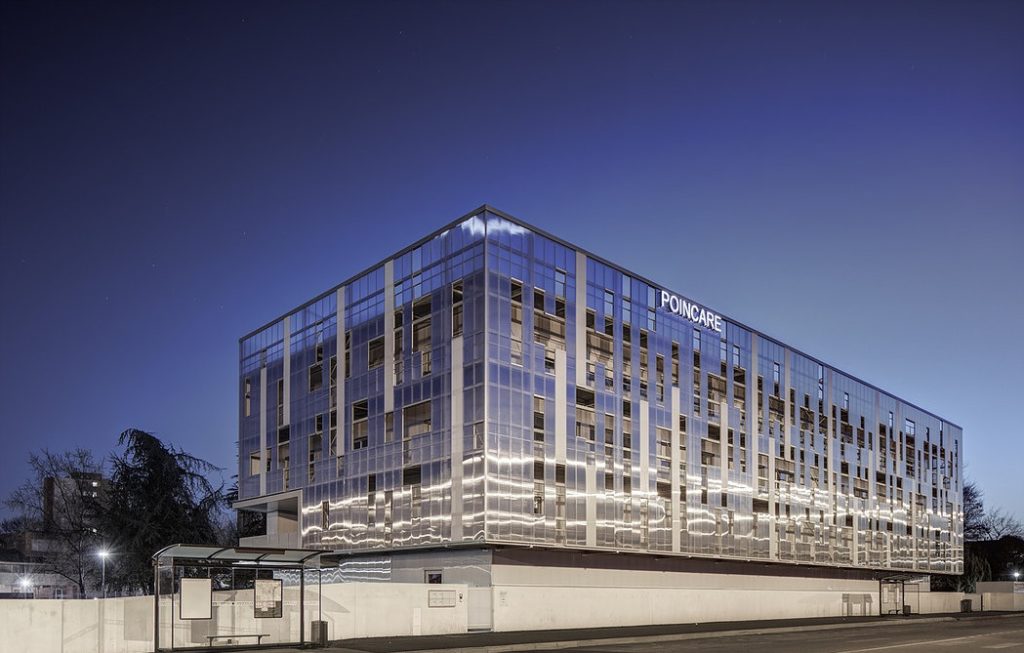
[19,578,32,597]
[98,549,110,599]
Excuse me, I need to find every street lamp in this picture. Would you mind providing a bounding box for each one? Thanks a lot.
[98,550,110,599]
[19,578,32,597]
[1015,571,1021,581]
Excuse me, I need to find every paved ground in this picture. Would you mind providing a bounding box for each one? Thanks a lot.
[544,617,1024,653]
[244,613,1024,653]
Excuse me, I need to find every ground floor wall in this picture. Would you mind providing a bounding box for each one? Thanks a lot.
[0,582,470,653]
[0,556,1017,653]
[0,594,153,653]
[489,564,879,631]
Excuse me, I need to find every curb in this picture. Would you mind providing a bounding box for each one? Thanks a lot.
[379,613,1024,653]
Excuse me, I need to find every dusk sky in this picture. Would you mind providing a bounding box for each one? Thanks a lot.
[1,1,1021,518]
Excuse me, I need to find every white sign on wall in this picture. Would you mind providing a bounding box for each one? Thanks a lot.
[428,589,457,608]
[658,290,724,333]
[179,578,212,620]
[254,578,283,618]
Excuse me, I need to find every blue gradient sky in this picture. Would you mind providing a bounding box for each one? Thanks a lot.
[2,1,1022,518]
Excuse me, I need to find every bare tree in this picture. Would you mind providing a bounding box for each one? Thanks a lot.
[5,449,104,597]
[962,480,989,541]
[983,508,1024,539]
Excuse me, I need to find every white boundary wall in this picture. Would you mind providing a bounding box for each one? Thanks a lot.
[0,573,1017,651]
[0,582,469,653]
[488,565,985,632]
[0,595,153,653]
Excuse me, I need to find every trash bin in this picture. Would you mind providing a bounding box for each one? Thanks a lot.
[960,598,973,613]
[310,620,329,647]
[902,604,911,616]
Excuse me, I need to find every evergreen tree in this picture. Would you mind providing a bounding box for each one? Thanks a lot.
[101,428,224,593]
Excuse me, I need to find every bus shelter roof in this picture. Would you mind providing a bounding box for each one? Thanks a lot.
[152,543,336,568]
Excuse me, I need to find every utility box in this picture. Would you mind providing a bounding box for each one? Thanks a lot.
[960,599,973,613]
[902,604,911,616]
[310,620,329,647]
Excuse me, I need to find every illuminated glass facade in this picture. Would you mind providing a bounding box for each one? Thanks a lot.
[238,206,963,576]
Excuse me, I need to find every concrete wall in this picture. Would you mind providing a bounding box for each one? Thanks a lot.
[487,565,985,632]
[0,582,468,652]
[0,573,1016,651]
[319,582,469,640]
[983,593,1024,611]
[915,591,979,614]
[0,595,153,653]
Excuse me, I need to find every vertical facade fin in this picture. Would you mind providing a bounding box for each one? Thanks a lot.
[451,335,464,541]
[575,252,587,387]
[384,261,395,414]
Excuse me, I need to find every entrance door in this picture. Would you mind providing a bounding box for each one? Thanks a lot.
[467,587,492,631]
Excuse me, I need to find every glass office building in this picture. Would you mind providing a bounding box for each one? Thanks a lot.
[237,206,963,579]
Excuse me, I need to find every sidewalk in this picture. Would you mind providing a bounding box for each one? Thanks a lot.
[254,610,1024,653]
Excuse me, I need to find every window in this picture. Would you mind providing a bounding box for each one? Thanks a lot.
[575,387,596,439]
[905,418,916,437]
[692,327,701,352]
[602,290,615,336]
[671,342,680,385]
[533,396,545,442]
[321,500,330,530]
[329,356,337,406]
[385,411,394,443]
[352,400,368,450]
[309,360,323,391]
[413,295,432,375]
[888,411,894,429]
[452,280,464,337]
[249,452,260,476]
[425,570,443,584]
[555,269,567,298]
[511,279,523,366]
[403,401,431,439]
[329,410,338,456]
[367,336,385,369]
[276,379,285,427]
[510,279,523,303]
[403,465,422,485]
[843,392,850,411]
[732,344,740,367]
[534,287,545,312]
[393,310,404,384]
[344,330,352,378]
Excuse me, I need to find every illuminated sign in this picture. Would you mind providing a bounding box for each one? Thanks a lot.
[659,290,723,333]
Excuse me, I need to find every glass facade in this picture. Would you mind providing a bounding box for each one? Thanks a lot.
[239,207,963,576]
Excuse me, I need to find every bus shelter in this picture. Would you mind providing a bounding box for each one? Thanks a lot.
[153,544,336,651]
[879,573,928,615]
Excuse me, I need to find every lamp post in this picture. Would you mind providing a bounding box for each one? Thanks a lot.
[1015,571,1021,581]
[98,550,109,599]
[19,578,32,598]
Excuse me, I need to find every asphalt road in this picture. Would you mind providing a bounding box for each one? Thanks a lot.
[544,618,1024,653]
